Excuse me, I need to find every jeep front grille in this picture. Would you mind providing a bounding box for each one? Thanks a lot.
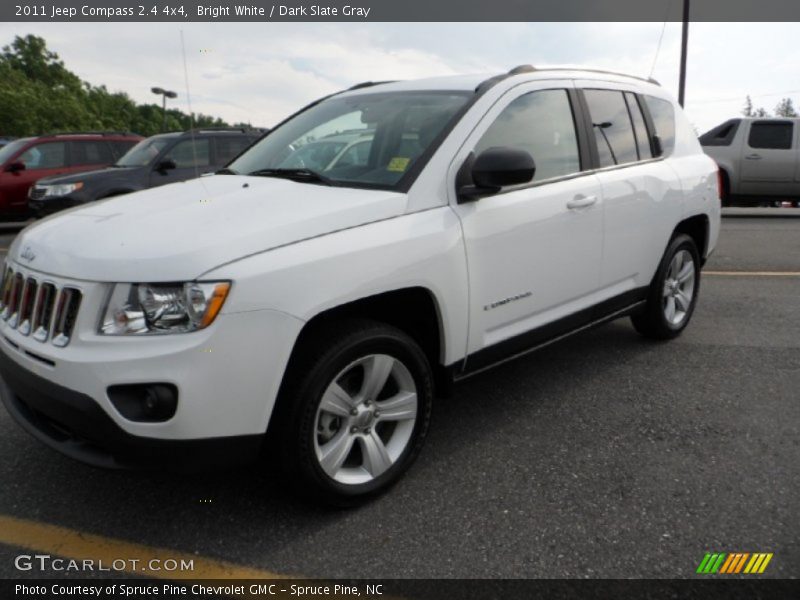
[0,267,82,347]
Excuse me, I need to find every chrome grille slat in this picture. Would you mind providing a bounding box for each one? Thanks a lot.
[32,283,56,343]
[1,265,81,347]
[18,278,38,335]
[7,273,23,328]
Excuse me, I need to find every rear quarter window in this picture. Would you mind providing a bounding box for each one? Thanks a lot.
[644,96,676,155]
[699,119,741,147]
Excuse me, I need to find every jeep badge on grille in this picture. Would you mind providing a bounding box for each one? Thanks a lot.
[20,246,36,262]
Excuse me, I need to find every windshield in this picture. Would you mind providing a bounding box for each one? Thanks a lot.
[0,138,33,165]
[115,136,173,167]
[229,91,471,189]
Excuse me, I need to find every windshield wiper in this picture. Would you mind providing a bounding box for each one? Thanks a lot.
[216,167,239,175]
[248,168,338,186]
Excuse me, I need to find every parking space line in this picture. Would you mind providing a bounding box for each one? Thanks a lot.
[0,514,289,580]
[704,270,800,277]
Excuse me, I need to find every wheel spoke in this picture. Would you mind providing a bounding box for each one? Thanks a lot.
[669,255,681,279]
[319,430,355,476]
[375,391,417,421]
[664,296,676,322]
[319,382,355,417]
[360,431,392,477]
[361,355,394,402]
[675,290,690,312]
[677,260,694,284]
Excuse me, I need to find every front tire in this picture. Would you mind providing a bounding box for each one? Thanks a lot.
[276,320,433,505]
[631,234,701,340]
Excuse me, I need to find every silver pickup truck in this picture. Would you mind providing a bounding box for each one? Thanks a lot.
[700,117,800,207]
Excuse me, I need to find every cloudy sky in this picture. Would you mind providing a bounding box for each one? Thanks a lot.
[1,22,798,132]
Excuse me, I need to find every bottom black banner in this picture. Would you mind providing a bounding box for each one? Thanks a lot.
[3,579,800,600]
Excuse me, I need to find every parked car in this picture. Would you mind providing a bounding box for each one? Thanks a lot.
[28,128,264,217]
[0,132,142,220]
[0,67,720,504]
[700,117,800,207]
[0,137,16,150]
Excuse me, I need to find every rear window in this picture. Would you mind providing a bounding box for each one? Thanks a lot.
[643,96,676,155]
[748,121,793,150]
[583,89,639,167]
[699,119,741,147]
[215,136,254,164]
[70,140,114,166]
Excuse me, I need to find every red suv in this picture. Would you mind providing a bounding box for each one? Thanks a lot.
[0,132,142,220]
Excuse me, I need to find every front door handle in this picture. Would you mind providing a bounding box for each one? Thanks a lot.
[745,154,762,160]
[567,194,598,209]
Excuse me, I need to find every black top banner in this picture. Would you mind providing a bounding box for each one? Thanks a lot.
[4,0,800,22]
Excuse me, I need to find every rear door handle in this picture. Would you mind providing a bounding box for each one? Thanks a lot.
[567,194,598,209]
[745,154,762,160]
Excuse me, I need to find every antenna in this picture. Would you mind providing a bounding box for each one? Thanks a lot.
[180,30,200,179]
[649,0,673,79]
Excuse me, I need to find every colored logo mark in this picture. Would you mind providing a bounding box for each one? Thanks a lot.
[696,552,773,574]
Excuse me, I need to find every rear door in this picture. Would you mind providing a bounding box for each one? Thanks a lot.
[68,139,115,174]
[740,120,796,195]
[577,84,683,294]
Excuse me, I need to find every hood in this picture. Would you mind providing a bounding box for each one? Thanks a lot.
[36,165,146,186]
[10,175,407,281]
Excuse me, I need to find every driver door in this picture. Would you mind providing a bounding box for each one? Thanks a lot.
[449,84,604,363]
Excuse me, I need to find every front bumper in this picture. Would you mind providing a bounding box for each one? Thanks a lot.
[0,261,305,469]
[0,345,262,469]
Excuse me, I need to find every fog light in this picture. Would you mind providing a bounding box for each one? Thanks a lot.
[108,384,178,422]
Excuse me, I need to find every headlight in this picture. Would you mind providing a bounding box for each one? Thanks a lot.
[100,281,231,335]
[34,182,84,198]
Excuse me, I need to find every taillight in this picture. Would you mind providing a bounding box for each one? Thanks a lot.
[716,169,724,202]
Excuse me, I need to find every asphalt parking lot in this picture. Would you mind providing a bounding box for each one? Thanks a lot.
[0,215,798,580]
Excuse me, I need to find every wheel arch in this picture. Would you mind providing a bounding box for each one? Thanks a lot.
[286,287,450,397]
[673,214,710,262]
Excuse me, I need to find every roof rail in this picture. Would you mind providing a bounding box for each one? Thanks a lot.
[43,131,139,137]
[347,80,395,91]
[505,64,661,86]
[181,127,265,135]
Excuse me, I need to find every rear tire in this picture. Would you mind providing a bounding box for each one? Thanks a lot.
[274,319,433,506]
[631,234,701,340]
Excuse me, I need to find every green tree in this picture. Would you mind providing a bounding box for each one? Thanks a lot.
[742,95,770,118]
[774,97,798,117]
[0,34,236,137]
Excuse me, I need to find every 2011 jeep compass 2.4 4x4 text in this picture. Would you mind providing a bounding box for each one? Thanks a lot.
[0,67,720,503]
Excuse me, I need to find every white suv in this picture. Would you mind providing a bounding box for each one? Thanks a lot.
[0,67,720,503]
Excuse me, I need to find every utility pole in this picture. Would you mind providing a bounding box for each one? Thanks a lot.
[678,0,690,107]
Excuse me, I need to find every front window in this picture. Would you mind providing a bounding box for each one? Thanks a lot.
[0,138,32,165]
[115,137,173,167]
[229,91,471,189]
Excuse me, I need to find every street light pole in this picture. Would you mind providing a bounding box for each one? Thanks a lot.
[151,87,178,132]
[678,0,690,107]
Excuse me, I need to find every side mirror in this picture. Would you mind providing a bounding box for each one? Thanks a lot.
[457,147,536,202]
[4,162,25,174]
[156,158,177,173]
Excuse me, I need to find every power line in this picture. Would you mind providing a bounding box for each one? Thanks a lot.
[690,90,800,105]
